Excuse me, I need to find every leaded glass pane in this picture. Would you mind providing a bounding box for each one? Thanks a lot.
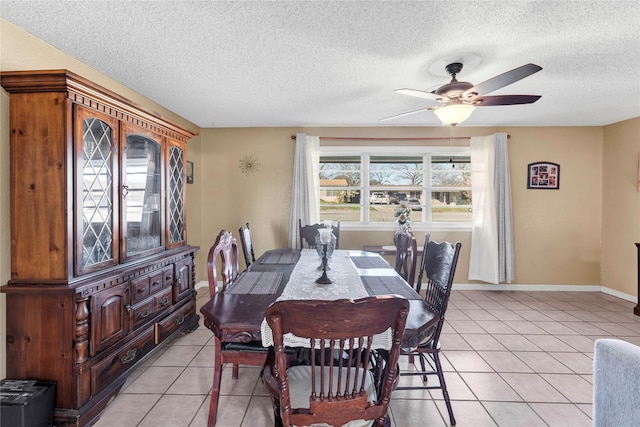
[169,146,185,243]
[82,118,114,266]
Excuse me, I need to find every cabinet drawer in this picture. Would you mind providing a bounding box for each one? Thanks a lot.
[162,265,174,288]
[131,298,155,329]
[91,327,155,393]
[149,271,163,295]
[131,275,150,304]
[154,287,173,313]
[156,301,194,344]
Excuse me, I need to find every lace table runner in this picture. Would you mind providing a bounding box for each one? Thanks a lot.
[261,249,394,349]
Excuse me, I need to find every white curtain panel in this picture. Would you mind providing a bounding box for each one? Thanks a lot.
[288,133,320,248]
[494,133,515,283]
[468,133,514,284]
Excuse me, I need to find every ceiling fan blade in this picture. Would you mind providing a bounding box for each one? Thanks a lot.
[395,88,445,102]
[463,63,542,98]
[380,107,432,121]
[474,94,541,106]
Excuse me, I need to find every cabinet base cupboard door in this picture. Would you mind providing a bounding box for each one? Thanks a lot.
[0,70,199,427]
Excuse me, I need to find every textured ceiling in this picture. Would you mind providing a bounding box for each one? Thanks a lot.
[2,1,639,128]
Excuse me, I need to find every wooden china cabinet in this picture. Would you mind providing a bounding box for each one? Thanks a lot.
[1,70,199,426]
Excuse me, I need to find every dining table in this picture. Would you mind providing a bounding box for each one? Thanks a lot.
[199,247,439,425]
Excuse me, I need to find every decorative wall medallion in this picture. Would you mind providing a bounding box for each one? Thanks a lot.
[239,155,261,176]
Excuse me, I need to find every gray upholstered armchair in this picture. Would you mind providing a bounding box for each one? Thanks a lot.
[593,338,640,426]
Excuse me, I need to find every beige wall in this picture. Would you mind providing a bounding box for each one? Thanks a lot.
[601,118,640,296]
[199,126,606,287]
[199,127,297,277]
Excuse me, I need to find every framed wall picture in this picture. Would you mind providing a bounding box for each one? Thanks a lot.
[186,161,194,184]
[527,161,560,190]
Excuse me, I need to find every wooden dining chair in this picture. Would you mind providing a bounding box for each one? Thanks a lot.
[206,230,268,387]
[393,227,418,288]
[298,219,340,249]
[396,234,461,425]
[207,230,240,296]
[238,222,256,269]
[262,296,409,427]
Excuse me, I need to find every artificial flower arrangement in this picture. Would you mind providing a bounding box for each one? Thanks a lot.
[394,201,411,224]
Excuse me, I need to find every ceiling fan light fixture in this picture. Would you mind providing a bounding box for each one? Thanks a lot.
[434,104,475,126]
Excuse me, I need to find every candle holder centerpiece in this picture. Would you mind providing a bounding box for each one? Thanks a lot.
[316,228,333,284]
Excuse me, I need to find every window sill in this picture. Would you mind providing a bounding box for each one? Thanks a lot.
[340,223,472,233]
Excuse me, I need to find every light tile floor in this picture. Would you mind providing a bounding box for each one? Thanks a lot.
[94,288,640,426]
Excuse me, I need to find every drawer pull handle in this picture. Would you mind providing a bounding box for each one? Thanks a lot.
[160,296,170,306]
[175,314,185,326]
[151,280,160,287]
[138,309,151,319]
[121,348,137,365]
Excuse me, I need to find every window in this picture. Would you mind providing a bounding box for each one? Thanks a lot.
[318,146,471,228]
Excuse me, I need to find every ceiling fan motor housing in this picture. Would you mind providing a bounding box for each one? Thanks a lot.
[435,80,474,97]
[435,62,474,98]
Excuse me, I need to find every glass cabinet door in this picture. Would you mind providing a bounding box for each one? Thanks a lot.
[75,106,119,274]
[122,126,163,259]
[167,141,186,248]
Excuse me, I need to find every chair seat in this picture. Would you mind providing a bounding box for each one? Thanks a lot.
[223,341,300,354]
[224,341,269,352]
[286,365,376,427]
[401,336,440,353]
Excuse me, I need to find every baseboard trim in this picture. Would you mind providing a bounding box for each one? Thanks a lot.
[600,286,637,303]
[453,283,637,303]
[196,279,637,303]
[452,283,601,292]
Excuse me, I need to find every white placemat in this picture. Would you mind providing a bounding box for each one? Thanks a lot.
[261,249,394,349]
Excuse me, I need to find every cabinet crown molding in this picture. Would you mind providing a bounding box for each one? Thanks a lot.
[1,69,198,142]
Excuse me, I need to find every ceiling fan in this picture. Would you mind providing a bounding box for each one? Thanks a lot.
[382,62,543,126]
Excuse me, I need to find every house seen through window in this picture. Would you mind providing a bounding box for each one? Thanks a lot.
[319,146,471,227]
